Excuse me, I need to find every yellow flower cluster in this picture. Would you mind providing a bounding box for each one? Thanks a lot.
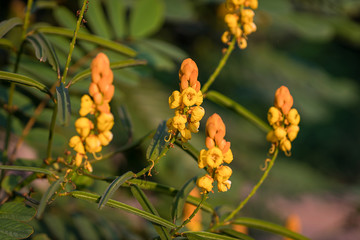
[221,0,258,49]
[167,58,205,143]
[196,114,233,193]
[68,53,115,172]
[266,86,300,156]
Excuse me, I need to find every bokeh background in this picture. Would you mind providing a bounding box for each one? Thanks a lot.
[0,0,360,239]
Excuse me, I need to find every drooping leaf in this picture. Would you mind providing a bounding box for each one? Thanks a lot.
[146,120,168,161]
[130,0,165,38]
[233,217,310,240]
[27,33,61,79]
[106,0,126,39]
[220,229,255,240]
[131,184,171,240]
[0,71,52,98]
[171,177,197,222]
[36,177,64,219]
[84,0,112,39]
[0,165,55,176]
[117,105,133,142]
[71,191,177,229]
[56,82,71,126]
[185,231,240,240]
[0,39,16,51]
[98,171,134,210]
[70,59,147,85]
[37,26,136,57]
[0,218,33,239]
[0,202,36,222]
[0,17,23,38]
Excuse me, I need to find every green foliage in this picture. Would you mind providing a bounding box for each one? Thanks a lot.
[55,82,71,126]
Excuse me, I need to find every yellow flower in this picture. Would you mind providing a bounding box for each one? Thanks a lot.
[267,106,282,126]
[198,149,208,168]
[169,90,182,109]
[191,106,205,122]
[180,128,192,142]
[217,180,231,192]
[188,121,200,133]
[274,127,287,140]
[287,108,300,125]
[172,114,187,130]
[84,160,93,172]
[85,135,102,153]
[287,125,300,142]
[206,147,223,169]
[98,131,113,146]
[97,113,114,132]
[182,87,198,106]
[75,117,93,138]
[75,153,83,167]
[215,165,232,182]
[223,148,233,164]
[196,175,214,192]
[79,95,95,116]
[279,138,291,153]
[195,91,203,106]
[69,136,85,154]
[266,130,277,143]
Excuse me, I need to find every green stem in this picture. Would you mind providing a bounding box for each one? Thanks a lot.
[61,0,88,84]
[173,193,207,234]
[46,103,57,160]
[215,148,279,229]
[1,0,33,165]
[206,90,271,133]
[201,38,236,94]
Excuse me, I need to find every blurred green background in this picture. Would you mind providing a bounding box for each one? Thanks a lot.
[0,0,360,239]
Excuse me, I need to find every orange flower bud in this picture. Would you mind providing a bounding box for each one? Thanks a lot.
[284,214,302,240]
[183,188,202,231]
[223,148,233,164]
[274,86,294,115]
[206,137,215,149]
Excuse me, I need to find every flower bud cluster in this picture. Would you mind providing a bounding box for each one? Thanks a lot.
[221,0,258,49]
[68,53,115,172]
[167,58,205,143]
[266,86,300,156]
[196,114,233,193]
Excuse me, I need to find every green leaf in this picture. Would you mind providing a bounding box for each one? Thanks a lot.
[0,202,36,222]
[53,6,77,30]
[0,71,52,98]
[130,184,171,240]
[84,0,112,39]
[36,177,64,219]
[32,233,51,240]
[206,91,271,133]
[146,120,168,161]
[130,0,165,38]
[36,26,136,57]
[0,17,23,38]
[71,191,177,229]
[141,38,187,61]
[56,82,71,126]
[175,140,200,162]
[106,0,126,39]
[26,33,61,79]
[70,59,147,85]
[220,229,255,240]
[98,171,134,210]
[0,218,33,239]
[185,231,240,240]
[72,214,100,240]
[171,177,196,222]
[233,217,310,240]
[117,105,133,142]
[0,165,55,176]
[0,39,16,51]
[1,175,22,194]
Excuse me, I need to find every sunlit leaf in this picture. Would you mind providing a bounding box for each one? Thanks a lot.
[98,171,134,210]
[36,177,64,219]
[36,26,136,57]
[0,17,22,38]
[130,184,171,240]
[56,82,71,126]
[71,191,177,229]
[233,217,310,240]
[130,0,165,38]
[171,177,196,222]
[0,71,52,98]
